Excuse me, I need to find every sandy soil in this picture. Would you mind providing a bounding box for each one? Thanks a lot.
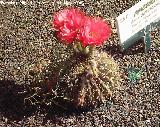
[0,0,160,126]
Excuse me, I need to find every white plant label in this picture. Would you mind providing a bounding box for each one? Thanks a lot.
[116,0,160,50]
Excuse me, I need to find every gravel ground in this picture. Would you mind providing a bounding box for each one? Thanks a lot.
[0,0,160,126]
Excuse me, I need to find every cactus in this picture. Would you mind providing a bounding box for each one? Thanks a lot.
[26,44,120,108]
[26,8,121,108]
[55,49,120,107]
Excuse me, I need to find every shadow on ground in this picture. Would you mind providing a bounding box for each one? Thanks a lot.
[0,80,37,120]
[0,80,91,121]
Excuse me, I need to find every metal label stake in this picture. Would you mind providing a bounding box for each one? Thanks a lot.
[144,25,151,53]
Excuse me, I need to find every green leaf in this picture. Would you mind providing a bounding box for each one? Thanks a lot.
[128,67,142,83]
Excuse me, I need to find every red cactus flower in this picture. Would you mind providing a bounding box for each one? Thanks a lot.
[77,17,112,47]
[53,8,85,44]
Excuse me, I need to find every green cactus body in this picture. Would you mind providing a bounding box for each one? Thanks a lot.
[27,44,120,108]
[56,49,120,107]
